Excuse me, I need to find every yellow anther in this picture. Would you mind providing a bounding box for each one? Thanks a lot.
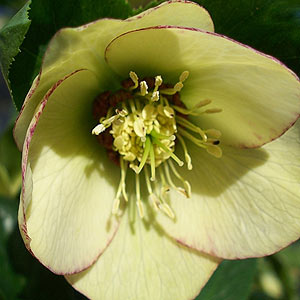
[163,106,175,118]
[91,124,105,135]
[195,99,212,108]
[155,75,163,88]
[133,118,146,138]
[204,108,223,114]
[160,202,175,219]
[129,71,139,89]
[206,144,222,158]
[179,70,189,82]
[174,82,184,92]
[151,91,160,102]
[140,81,148,96]
[205,129,222,138]
[149,193,160,211]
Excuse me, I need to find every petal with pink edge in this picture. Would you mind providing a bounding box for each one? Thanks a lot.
[105,26,300,148]
[19,69,121,274]
[66,202,219,300]
[156,120,300,259]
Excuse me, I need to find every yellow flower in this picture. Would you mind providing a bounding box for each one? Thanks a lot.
[14,1,300,299]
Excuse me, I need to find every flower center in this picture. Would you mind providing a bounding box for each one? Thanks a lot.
[92,71,222,218]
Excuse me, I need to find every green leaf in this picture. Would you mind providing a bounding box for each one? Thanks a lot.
[0,125,21,198]
[0,196,25,299]
[6,0,132,111]
[195,0,300,76]
[0,1,31,98]
[198,259,257,300]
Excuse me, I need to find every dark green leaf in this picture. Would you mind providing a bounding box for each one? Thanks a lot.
[8,225,86,300]
[198,259,257,300]
[0,196,25,300]
[194,0,300,76]
[0,1,31,96]
[7,0,132,110]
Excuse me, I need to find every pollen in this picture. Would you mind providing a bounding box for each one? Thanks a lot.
[92,71,222,219]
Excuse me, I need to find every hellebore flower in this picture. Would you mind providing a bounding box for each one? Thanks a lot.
[14,1,300,299]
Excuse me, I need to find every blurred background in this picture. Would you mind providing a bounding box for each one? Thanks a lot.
[0,0,300,299]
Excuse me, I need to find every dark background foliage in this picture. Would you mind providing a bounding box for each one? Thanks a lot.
[0,0,299,299]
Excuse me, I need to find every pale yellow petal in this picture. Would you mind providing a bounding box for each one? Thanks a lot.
[157,120,300,259]
[66,202,219,300]
[105,26,300,148]
[19,69,120,274]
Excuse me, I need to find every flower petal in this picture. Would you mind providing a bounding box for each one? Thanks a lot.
[105,26,300,147]
[19,69,121,274]
[156,120,300,259]
[66,202,219,300]
[14,1,213,151]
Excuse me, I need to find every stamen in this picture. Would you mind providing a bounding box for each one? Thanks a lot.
[149,141,156,181]
[140,81,148,96]
[206,144,223,158]
[159,166,170,197]
[205,128,222,139]
[179,71,189,82]
[112,157,129,214]
[144,166,161,211]
[149,193,160,211]
[178,128,222,158]
[176,134,193,170]
[129,98,137,113]
[164,162,189,197]
[163,106,175,118]
[160,71,189,95]
[120,157,128,202]
[204,108,223,114]
[92,124,105,135]
[176,115,207,142]
[150,130,175,141]
[178,127,206,149]
[172,99,216,116]
[93,109,128,135]
[129,71,139,90]
[135,173,144,218]
[152,137,184,167]
[168,160,191,198]
[133,118,146,138]
[160,202,175,219]
[154,75,163,92]
[151,91,160,102]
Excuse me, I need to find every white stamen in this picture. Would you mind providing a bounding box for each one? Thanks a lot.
[155,75,163,88]
[151,91,160,102]
[92,124,105,135]
[140,81,148,96]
